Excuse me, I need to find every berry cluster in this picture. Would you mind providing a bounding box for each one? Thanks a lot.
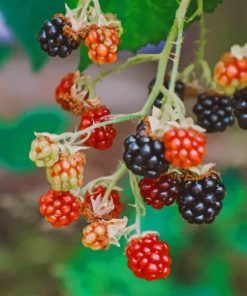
[193,93,234,133]
[32,0,243,283]
[177,172,226,224]
[214,46,247,95]
[139,174,179,209]
[80,106,117,150]
[85,26,120,64]
[163,128,206,168]
[38,7,122,64]
[126,233,171,281]
[123,134,170,178]
[38,15,80,58]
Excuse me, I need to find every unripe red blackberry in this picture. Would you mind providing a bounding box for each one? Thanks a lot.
[38,15,80,58]
[39,190,80,227]
[232,87,247,129]
[126,233,171,281]
[139,174,179,209]
[177,171,226,224]
[193,93,234,133]
[123,134,170,178]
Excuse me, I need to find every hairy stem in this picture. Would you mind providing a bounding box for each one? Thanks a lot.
[93,54,160,85]
[102,162,127,203]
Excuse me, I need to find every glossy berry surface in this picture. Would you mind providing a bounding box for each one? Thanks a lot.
[47,153,85,191]
[139,174,179,209]
[232,87,247,129]
[81,185,122,222]
[82,221,109,250]
[193,93,234,133]
[177,172,226,224]
[38,16,80,58]
[163,128,206,169]
[214,52,247,94]
[39,190,80,227]
[79,106,117,150]
[29,136,60,168]
[126,233,171,281]
[85,26,120,64]
[149,78,185,109]
[123,135,170,178]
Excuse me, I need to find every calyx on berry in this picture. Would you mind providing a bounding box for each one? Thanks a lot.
[55,71,100,115]
[80,185,123,222]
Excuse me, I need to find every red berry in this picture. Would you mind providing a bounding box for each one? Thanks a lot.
[81,185,122,221]
[55,72,89,115]
[85,26,120,64]
[163,128,206,168]
[39,190,80,227]
[214,52,247,94]
[139,174,179,209]
[126,233,171,281]
[79,106,117,150]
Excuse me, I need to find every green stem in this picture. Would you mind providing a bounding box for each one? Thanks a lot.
[93,54,160,85]
[195,0,206,64]
[93,0,101,15]
[102,162,127,203]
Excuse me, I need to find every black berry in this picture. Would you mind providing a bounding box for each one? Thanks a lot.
[139,174,179,209]
[149,78,185,109]
[123,135,170,178]
[38,16,80,58]
[177,172,226,224]
[232,87,247,130]
[193,93,234,133]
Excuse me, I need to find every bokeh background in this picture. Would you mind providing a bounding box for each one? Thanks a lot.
[0,0,247,295]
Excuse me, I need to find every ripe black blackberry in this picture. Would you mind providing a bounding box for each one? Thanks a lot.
[149,78,185,109]
[232,87,247,130]
[193,93,234,133]
[177,172,226,224]
[123,135,170,178]
[38,15,80,58]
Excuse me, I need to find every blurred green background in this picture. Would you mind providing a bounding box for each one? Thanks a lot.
[0,0,246,295]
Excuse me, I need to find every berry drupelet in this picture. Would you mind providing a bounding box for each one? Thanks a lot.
[232,87,247,129]
[123,134,170,178]
[139,174,179,209]
[193,93,234,133]
[38,15,80,58]
[177,172,226,224]
[149,78,185,109]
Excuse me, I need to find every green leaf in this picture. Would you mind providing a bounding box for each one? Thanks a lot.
[78,43,92,71]
[0,0,64,70]
[0,106,69,172]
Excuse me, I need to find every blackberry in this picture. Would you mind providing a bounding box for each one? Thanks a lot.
[149,78,185,109]
[232,87,247,129]
[38,15,80,58]
[139,174,179,209]
[123,135,170,178]
[177,172,226,224]
[193,93,234,133]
